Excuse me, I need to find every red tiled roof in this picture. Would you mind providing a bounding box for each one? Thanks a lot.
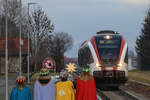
[64,56,78,63]
[0,37,28,56]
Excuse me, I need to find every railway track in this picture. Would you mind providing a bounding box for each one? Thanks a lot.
[96,79,150,100]
[97,88,134,100]
[97,87,149,100]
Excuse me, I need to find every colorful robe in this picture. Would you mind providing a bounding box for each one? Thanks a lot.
[34,79,56,100]
[56,80,75,100]
[76,77,97,100]
[9,86,32,100]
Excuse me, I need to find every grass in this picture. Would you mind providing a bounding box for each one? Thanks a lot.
[0,73,28,77]
[128,70,150,84]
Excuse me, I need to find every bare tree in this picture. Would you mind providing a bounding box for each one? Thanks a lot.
[29,7,54,71]
[0,16,19,37]
[49,32,73,72]
[0,0,28,37]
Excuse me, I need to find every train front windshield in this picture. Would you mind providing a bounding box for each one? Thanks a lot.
[95,35,121,65]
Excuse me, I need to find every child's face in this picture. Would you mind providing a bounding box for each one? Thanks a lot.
[61,76,68,81]
[17,82,24,87]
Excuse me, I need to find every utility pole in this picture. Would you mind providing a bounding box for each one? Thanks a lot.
[5,0,8,99]
[19,0,22,76]
[27,2,37,84]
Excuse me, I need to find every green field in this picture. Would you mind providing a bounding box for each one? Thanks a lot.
[0,73,28,76]
[128,70,150,84]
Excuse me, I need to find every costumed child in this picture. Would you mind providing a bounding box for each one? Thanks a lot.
[56,69,75,100]
[34,68,56,100]
[76,65,97,100]
[9,76,32,100]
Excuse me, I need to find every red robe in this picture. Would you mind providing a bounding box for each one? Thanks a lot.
[76,77,97,100]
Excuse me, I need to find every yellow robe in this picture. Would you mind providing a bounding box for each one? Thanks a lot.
[56,80,75,100]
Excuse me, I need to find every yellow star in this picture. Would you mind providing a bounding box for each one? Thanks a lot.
[66,63,76,73]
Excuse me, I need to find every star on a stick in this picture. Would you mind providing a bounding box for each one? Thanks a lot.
[66,63,76,73]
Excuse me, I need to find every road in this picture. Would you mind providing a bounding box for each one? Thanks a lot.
[0,76,16,100]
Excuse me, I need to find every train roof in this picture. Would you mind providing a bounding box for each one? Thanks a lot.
[80,30,123,47]
[94,34,122,38]
[96,30,120,34]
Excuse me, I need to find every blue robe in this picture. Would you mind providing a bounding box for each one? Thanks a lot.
[9,86,32,100]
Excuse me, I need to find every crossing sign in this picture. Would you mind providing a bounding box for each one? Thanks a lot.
[43,57,56,69]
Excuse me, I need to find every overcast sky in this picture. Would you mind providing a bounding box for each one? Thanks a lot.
[24,0,150,57]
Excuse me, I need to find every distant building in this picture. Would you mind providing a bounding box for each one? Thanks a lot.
[128,50,134,57]
[132,56,138,68]
[64,56,78,65]
[128,55,138,70]
[0,38,28,74]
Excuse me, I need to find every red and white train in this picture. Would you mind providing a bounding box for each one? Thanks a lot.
[78,30,128,86]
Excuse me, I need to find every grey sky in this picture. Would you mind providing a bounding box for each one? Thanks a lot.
[24,0,150,57]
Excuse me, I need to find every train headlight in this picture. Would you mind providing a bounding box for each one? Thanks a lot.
[95,62,101,67]
[117,62,123,67]
[105,35,111,39]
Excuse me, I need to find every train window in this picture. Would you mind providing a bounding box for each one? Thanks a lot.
[78,49,82,67]
[78,46,94,67]
[125,48,128,63]
[78,49,83,66]
[83,47,88,66]
[87,47,94,64]
[78,48,87,67]
[95,36,121,60]
[83,46,94,64]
